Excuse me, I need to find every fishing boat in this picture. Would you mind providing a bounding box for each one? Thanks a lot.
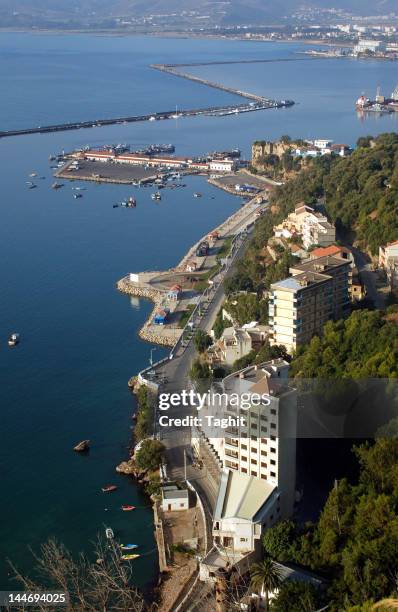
[102,484,118,493]
[121,554,140,561]
[151,192,161,201]
[8,333,20,347]
[105,527,114,540]
[120,544,138,550]
[27,182,37,189]
[29,172,37,177]
[52,182,63,190]
[193,192,202,198]
[113,204,119,208]
[121,505,135,511]
[73,193,83,199]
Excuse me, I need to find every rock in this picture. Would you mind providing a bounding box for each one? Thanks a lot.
[116,459,136,475]
[73,440,90,452]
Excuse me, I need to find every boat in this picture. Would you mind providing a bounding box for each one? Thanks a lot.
[73,193,83,199]
[193,192,202,198]
[121,554,140,561]
[121,505,136,511]
[113,204,119,208]
[105,527,114,540]
[8,333,20,347]
[52,182,63,190]
[29,172,37,177]
[120,544,138,550]
[27,183,37,189]
[151,192,161,201]
[102,485,118,493]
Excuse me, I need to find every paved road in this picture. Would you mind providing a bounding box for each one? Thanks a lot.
[351,246,386,309]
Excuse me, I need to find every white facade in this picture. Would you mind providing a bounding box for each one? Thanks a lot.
[209,159,237,173]
[354,39,386,54]
[161,487,189,511]
[301,212,335,249]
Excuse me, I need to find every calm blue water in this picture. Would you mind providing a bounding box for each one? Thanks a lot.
[0,32,397,593]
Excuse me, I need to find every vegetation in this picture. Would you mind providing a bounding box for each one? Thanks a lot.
[134,385,155,441]
[270,581,325,612]
[193,329,212,353]
[263,438,398,610]
[250,555,283,611]
[178,303,195,328]
[144,473,161,497]
[233,342,290,371]
[9,538,144,612]
[134,439,165,472]
[213,308,228,339]
[224,293,268,326]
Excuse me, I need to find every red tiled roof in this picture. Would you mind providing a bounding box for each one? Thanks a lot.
[311,245,350,258]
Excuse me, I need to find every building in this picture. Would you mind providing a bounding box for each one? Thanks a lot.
[379,241,398,288]
[269,256,351,352]
[209,159,237,173]
[310,244,354,266]
[185,260,198,273]
[196,360,298,581]
[161,486,189,512]
[353,39,386,55]
[167,284,182,300]
[209,324,268,366]
[301,211,335,250]
[153,308,169,325]
[196,241,209,257]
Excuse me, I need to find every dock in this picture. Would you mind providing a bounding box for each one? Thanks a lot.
[0,61,294,140]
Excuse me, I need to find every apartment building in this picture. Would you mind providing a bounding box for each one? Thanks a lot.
[195,360,297,581]
[379,240,398,288]
[269,255,351,352]
[273,204,335,250]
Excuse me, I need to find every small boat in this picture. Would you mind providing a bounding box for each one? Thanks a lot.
[121,505,135,511]
[151,192,161,201]
[52,182,63,190]
[27,183,37,189]
[105,527,114,540]
[193,192,202,198]
[73,193,83,199]
[121,554,140,561]
[120,544,138,550]
[8,333,20,347]
[102,485,118,493]
[113,204,119,208]
[29,172,37,177]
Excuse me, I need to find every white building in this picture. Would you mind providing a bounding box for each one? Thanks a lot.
[301,211,335,250]
[161,486,189,512]
[379,240,398,288]
[353,39,386,55]
[209,159,237,173]
[196,360,297,581]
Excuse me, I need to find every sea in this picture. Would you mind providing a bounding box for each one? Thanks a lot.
[0,32,397,593]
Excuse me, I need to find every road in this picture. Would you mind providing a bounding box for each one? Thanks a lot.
[351,246,386,309]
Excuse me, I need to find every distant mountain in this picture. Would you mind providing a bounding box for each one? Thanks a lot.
[1,0,397,28]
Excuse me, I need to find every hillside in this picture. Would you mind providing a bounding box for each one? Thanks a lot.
[1,0,397,29]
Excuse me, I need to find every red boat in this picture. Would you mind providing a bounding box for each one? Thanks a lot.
[121,505,136,511]
[102,485,118,493]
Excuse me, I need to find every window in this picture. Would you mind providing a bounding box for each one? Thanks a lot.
[271,409,277,415]
[271,435,276,441]
[261,474,267,480]
[250,412,258,420]
[261,450,267,457]
[241,467,247,473]
[261,438,267,444]
[251,458,257,465]
[271,423,276,430]
[241,432,247,438]
[241,443,247,450]
[251,435,257,441]
[240,537,248,542]
[251,447,257,454]
[260,415,268,422]
[241,455,247,462]
[270,447,276,454]
[251,423,258,430]
[270,471,276,477]
[180,503,185,507]
[261,462,267,468]
[271,459,276,465]
[251,471,257,477]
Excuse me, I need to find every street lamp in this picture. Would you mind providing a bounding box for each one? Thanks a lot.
[150,347,157,367]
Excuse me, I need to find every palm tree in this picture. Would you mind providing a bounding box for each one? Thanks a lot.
[250,555,283,611]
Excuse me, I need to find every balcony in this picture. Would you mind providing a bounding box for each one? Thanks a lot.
[225,437,239,448]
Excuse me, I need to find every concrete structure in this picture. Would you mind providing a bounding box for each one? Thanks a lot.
[162,486,189,512]
[354,39,386,55]
[379,241,398,288]
[209,324,268,366]
[209,159,237,173]
[301,211,335,250]
[310,244,354,266]
[196,360,298,581]
[269,256,351,352]
[167,284,182,300]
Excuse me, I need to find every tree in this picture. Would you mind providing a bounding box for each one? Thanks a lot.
[134,438,165,472]
[270,581,324,612]
[9,538,145,612]
[194,329,212,353]
[263,521,296,562]
[189,358,212,392]
[250,556,283,611]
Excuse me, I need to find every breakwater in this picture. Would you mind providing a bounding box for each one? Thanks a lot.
[0,62,294,140]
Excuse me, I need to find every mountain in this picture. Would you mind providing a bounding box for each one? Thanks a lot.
[1,0,397,28]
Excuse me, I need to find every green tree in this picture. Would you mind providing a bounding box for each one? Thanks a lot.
[135,439,165,472]
[193,329,212,353]
[250,556,283,611]
[270,581,324,612]
[263,520,296,562]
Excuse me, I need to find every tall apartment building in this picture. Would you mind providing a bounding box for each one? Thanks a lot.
[379,240,398,288]
[269,255,351,352]
[193,360,297,574]
[301,211,335,250]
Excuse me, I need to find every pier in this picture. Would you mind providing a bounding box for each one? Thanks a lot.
[0,61,294,140]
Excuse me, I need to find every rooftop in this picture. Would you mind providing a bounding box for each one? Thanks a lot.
[214,471,276,521]
[162,488,189,501]
[271,271,330,292]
